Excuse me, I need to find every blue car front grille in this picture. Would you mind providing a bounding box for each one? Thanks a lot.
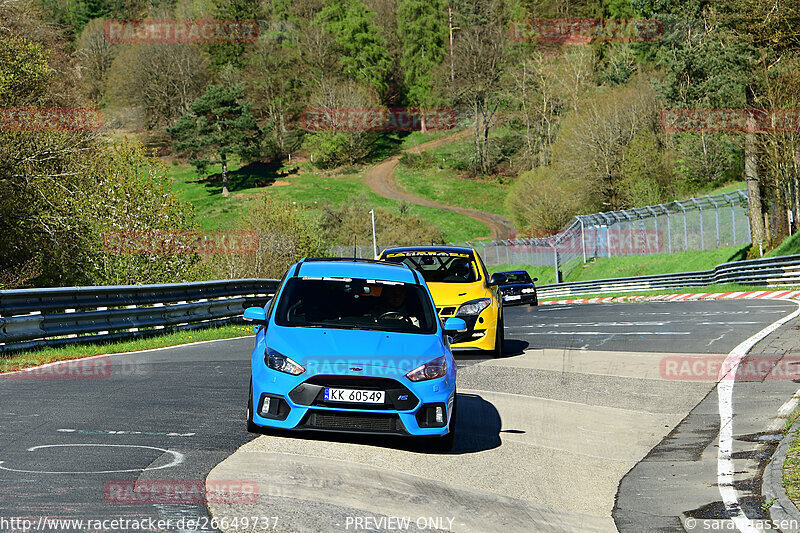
[289,376,419,411]
[299,411,405,433]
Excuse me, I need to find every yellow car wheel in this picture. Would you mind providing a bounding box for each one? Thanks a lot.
[491,313,504,358]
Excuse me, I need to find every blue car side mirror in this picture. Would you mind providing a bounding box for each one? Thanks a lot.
[443,317,467,334]
[243,307,267,323]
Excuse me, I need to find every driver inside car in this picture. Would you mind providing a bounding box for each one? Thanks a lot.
[378,285,420,328]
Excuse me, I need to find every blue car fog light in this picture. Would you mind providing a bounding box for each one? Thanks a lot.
[258,393,290,420]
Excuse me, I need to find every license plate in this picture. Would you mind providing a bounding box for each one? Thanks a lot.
[504,295,521,301]
[324,388,385,404]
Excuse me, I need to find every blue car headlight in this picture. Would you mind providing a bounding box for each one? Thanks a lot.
[406,356,447,382]
[456,298,491,316]
[265,348,305,376]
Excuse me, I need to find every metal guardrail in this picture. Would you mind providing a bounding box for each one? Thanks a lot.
[0,279,279,354]
[536,254,800,299]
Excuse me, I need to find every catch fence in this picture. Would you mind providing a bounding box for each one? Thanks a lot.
[330,190,751,282]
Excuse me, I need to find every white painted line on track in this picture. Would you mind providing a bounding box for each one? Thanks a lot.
[506,331,692,335]
[716,300,800,533]
[0,443,185,474]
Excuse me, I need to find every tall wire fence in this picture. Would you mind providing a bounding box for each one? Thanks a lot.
[329,190,751,282]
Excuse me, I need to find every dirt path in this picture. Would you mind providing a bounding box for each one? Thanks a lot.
[363,130,516,240]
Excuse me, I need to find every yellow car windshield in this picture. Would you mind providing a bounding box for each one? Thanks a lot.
[383,253,479,284]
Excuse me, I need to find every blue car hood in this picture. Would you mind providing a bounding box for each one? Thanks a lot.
[266,326,446,375]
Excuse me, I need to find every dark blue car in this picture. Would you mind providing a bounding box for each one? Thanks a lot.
[496,270,538,306]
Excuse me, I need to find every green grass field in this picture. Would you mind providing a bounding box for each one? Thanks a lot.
[395,165,510,216]
[168,158,489,242]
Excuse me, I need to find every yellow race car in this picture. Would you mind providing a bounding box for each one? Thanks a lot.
[378,246,505,357]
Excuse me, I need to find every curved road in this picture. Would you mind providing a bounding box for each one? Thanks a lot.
[364,132,516,240]
[1,300,798,532]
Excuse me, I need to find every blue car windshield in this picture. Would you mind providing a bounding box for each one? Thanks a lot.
[274,277,437,334]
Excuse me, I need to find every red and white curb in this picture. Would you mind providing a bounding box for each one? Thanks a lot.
[542,290,800,305]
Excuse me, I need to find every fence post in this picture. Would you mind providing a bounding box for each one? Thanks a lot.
[665,208,672,254]
[699,207,704,250]
[552,243,560,283]
[579,218,587,263]
[505,240,511,264]
[731,200,736,244]
[710,198,720,247]
[676,201,688,251]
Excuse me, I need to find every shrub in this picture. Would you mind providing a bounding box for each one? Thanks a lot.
[212,197,327,279]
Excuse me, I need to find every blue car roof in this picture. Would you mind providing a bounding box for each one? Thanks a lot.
[500,270,529,275]
[294,259,419,284]
[381,245,474,255]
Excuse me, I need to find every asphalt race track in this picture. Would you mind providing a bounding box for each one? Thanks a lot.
[1,300,798,533]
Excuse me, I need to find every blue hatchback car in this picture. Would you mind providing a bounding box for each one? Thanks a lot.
[243,258,466,451]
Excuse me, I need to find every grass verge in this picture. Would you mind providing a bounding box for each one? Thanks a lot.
[565,246,750,282]
[783,407,800,503]
[0,324,254,374]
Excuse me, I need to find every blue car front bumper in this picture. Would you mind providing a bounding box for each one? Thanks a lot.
[251,363,456,437]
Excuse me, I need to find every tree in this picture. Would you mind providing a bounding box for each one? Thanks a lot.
[397,0,447,132]
[75,17,117,104]
[106,43,209,129]
[451,17,509,175]
[550,77,661,211]
[316,0,391,97]
[169,85,262,197]
[506,166,584,234]
[213,196,327,280]
[206,0,262,71]
[508,47,594,170]
[244,15,306,159]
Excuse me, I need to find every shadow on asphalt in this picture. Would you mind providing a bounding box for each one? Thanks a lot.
[502,338,529,357]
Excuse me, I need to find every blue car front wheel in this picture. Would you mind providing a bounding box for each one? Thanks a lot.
[247,379,259,433]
